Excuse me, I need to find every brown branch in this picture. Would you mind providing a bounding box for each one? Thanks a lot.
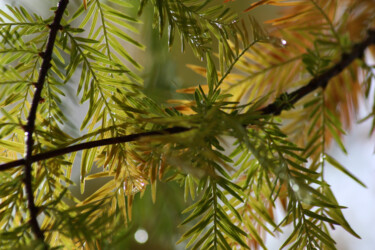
[260,29,375,115]
[0,29,374,180]
[0,127,189,171]
[23,0,69,242]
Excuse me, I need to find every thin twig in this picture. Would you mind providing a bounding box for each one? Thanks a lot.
[0,29,374,177]
[23,0,69,241]
[214,40,258,93]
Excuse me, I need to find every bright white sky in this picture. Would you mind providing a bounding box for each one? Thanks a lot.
[324,101,375,250]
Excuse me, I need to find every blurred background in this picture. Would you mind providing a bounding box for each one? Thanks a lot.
[1,0,375,249]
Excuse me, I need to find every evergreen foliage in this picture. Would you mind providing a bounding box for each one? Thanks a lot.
[0,0,374,248]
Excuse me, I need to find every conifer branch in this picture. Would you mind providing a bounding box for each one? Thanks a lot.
[23,0,69,241]
[0,29,374,179]
[0,126,189,171]
[260,29,375,115]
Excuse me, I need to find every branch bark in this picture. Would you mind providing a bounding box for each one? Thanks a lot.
[23,0,69,241]
[260,29,375,115]
[0,126,189,171]
[0,30,374,183]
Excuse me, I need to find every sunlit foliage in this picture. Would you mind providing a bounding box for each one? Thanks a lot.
[0,0,374,249]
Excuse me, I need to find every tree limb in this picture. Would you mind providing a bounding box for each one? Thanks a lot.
[0,126,189,172]
[0,29,374,181]
[261,29,375,115]
[23,0,69,241]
